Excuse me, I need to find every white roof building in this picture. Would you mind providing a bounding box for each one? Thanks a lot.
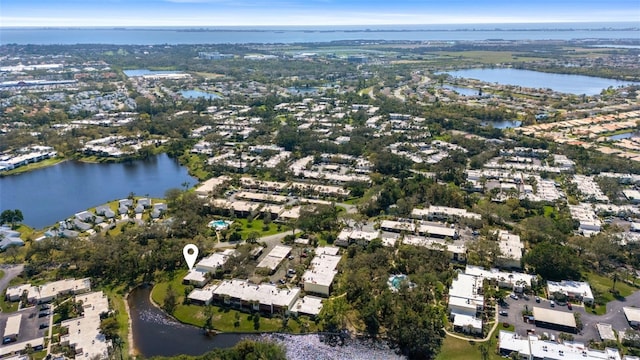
[499,330,635,360]
[623,307,640,327]
[212,279,300,314]
[60,291,111,360]
[547,280,594,304]
[464,265,535,292]
[256,245,292,272]
[302,249,341,297]
[497,230,524,269]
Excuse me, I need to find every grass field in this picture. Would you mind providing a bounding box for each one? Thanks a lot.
[436,323,512,360]
[235,218,285,240]
[585,271,638,314]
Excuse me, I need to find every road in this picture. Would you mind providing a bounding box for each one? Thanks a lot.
[0,264,24,297]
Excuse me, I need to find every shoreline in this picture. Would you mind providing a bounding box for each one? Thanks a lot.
[0,157,67,177]
[123,290,138,358]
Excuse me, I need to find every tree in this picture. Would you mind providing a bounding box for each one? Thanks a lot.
[0,209,24,228]
[524,242,581,281]
[99,317,120,340]
[163,285,178,314]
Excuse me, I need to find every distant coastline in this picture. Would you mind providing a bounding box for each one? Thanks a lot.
[2,23,638,45]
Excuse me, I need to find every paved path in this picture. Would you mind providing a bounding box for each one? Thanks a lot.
[443,305,499,342]
[213,229,300,249]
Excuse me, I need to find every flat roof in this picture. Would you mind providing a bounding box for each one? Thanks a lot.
[257,245,291,270]
[292,296,323,316]
[533,307,576,328]
[596,323,616,341]
[4,314,21,337]
[188,288,213,302]
[623,307,640,323]
[212,279,300,309]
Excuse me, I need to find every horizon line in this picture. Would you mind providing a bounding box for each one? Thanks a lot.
[2,21,639,29]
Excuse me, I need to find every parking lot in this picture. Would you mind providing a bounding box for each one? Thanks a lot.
[0,305,49,347]
[498,291,639,343]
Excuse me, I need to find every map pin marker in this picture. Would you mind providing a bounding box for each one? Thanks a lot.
[183,244,199,270]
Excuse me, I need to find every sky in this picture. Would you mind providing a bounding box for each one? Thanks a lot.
[1,0,639,27]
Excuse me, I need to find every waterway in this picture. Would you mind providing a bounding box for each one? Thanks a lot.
[0,153,196,229]
[128,286,245,357]
[1,23,637,45]
[128,286,405,359]
[446,68,640,95]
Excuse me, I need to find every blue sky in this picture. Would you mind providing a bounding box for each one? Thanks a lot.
[1,0,639,27]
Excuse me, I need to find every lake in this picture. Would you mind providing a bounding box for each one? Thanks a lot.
[446,68,640,95]
[0,154,196,229]
[481,120,522,129]
[180,89,221,99]
[608,132,640,141]
[443,85,479,96]
[123,69,185,77]
[1,23,637,45]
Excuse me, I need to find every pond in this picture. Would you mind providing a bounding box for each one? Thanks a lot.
[0,154,196,229]
[180,89,221,100]
[128,286,246,357]
[481,120,522,129]
[608,132,639,141]
[287,86,319,94]
[443,85,480,96]
[446,68,640,95]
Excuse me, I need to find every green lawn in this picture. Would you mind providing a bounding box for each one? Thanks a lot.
[103,285,131,357]
[436,324,508,360]
[585,271,638,314]
[235,218,285,240]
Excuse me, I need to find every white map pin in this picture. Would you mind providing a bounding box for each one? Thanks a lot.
[183,244,199,270]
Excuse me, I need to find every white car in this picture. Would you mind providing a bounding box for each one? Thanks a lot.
[510,293,519,300]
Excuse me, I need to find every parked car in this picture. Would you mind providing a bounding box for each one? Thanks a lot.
[535,296,541,303]
[39,323,49,329]
[38,311,50,318]
[499,310,508,316]
[509,293,519,300]
[550,300,555,307]
[567,303,572,310]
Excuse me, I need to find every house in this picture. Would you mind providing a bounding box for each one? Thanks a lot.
[73,219,92,232]
[151,203,167,219]
[137,198,151,208]
[6,278,91,303]
[0,226,25,250]
[75,211,94,223]
[95,205,115,219]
